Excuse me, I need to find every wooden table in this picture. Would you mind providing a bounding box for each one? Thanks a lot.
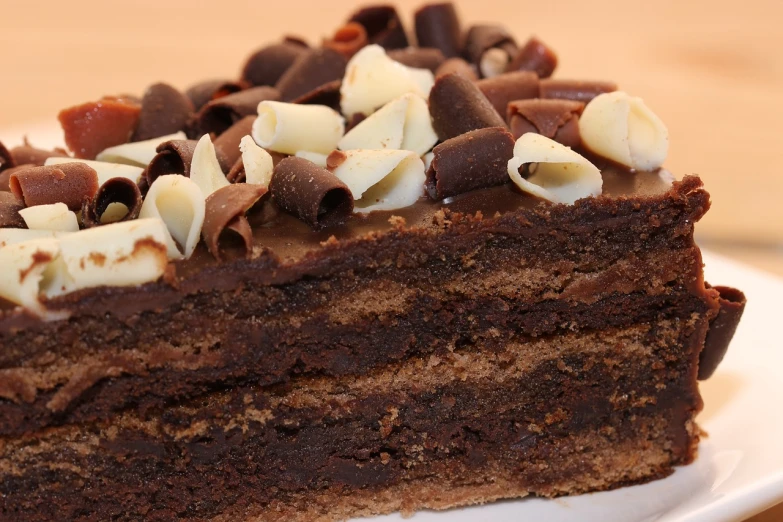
[0,0,781,518]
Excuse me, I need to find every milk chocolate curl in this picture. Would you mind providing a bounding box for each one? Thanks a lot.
[0,141,13,173]
[426,127,515,200]
[81,177,142,228]
[415,3,462,58]
[242,42,307,87]
[132,83,195,142]
[464,25,517,69]
[275,48,347,103]
[506,37,558,78]
[0,191,25,228]
[202,183,268,260]
[213,116,255,172]
[58,99,141,159]
[270,157,353,229]
[348,5,409,50]
[699,286,747,380]
[323,23,368,59]
[145,140,198,184]
[476,71,539,117]
[186,79,246,111]
[507,99,584,147]
[540,79,618,103]
[193,87,281,137]
[2,165,31,192]
[435,57,478,81]
[388,47,446,72]
[429,73,507,141]
[9,140,69,166]
[9,163,99,211]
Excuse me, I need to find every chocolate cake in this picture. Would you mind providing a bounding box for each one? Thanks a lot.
[0,3,746,521]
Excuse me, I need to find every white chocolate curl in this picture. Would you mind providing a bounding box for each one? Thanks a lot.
[331,149,425,212]
[19,203,79,232]
[294,150,329,168]
[578,91,669,171]
[340,45,435,118]
[252,101,345,155]
[479,48,510,78]
[507,133,602,205]
[95,132,186,167]
[190,134,230,197]
[338,93,437,156]
[139,174,206,259]
[0,238,61,315]
[239,135,274,186]
[45,157,144,187]
[0,229,68,249]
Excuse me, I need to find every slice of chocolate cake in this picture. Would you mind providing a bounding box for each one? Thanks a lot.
[0,3,745,521]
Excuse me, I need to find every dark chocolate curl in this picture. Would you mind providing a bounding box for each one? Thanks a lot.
[435,58,478,81]
[348,5,409,49]
[323,23,368,59]
[9,140,69,166]
[193,87,280,137]
[464,24,518,71]
[203,183,268,260]
[275,48,347,103]
[426,127,515,200]
[540,79,618,103]
[414,3,462,58]
[132,83,195,142]
[0,141,13,173]
[0,191,25,228]
[507,99,584,147]
[58,99,140,159]
[9,163,99,211]
[212,116,255,173]
[476,71,540,117]
[81,177,142,228]
[145,140,198,185]
[698,286,747,380]
[270,157,353,229]
[185,79,246,111]
[388,47,446,73]
[429,73,507,141]
[241,43,307,87]
[506,37,558,78]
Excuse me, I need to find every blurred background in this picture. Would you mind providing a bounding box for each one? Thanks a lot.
[0,1,781,518]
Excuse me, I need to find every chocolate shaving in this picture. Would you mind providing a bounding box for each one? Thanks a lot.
[540,79,618,103]
[414,2,462,59]
[426,127,515,200]
[9,163,99,211]
[348,5,409,50]
[270,156,353,229]
[202,183,268,260]
[213,116,255,173]
[9,140,69,166]
[698,286,747,380]
[275,48,347,103]
[507,99,584,147]
[0,141,13,173]
[58,98,141,159]
[192,86,280,137]
[81,177,142,228]
[145,140,198,185]
[506,37,558,78]
[388,47,446,73]
[429,72,507,141]
[0,191,26,228]
[185,79,246,111]
[131,83,195,142]
[476,71,540,117]
[323,22,368,59]
[283,36,310,48]
[464,24,518,70]
[241,42,307,87]
[435,57,478,81]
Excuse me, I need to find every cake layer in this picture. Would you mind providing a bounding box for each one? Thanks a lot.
[1,317,704,521]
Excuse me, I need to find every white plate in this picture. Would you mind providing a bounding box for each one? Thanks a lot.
[3,124,782,522]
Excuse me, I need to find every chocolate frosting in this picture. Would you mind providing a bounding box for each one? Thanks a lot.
[275,48,347,103]
[202,184,269,260]
[506,37,558,78]
[414,2,462,59]
[540,79,618,103]
[9,140,69,166]
[131,83,195,142]
[348,5,409,49]
[212,116,255,173]
[429,72,507,141]
[0,141,13,173]
[270,157,353,229]
[191,87,280,137]
[388,47,446,72]
[323,22,368,59]
[145,140,198,184]
[464,24,518,70]
[476,71,540,117]
[9,163,99,211]
[58,99,141,159]
[0,191,25,228]
[241,42,307,87]
[698,286,747,380]
[82,177,142,228]
[426,126,515,200]
[507,98,584,147]
[435,57,478,81]
[185,79,246,111]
